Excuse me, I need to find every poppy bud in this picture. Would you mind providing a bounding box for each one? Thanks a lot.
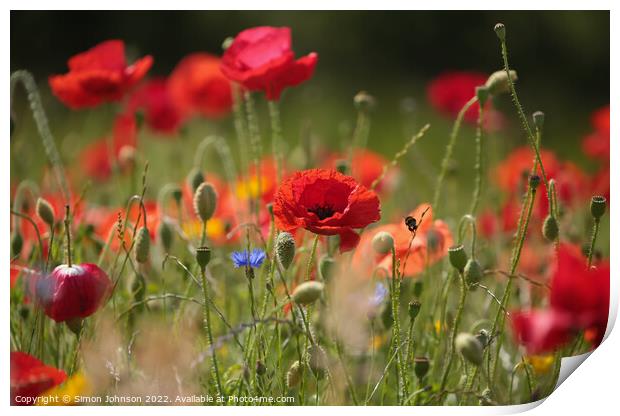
[187,168,204,194]
[532,111,545,130]
[408,300,421,321]
[36,198,56,227]
[117,145,136,171]
[319,255,336,281]
[255,360,267,376]
[372,231,394,255]
[193,182,217,222]
[276,232,296,270]
[448,245,468,273]
[414,356,430,380]
[413,281,423,297]
[286,360,302,388]
[66,318,83,336]
[484,70,517,95]
[529,174,541,190]
[195,246,212,270]
[335,159,349,175]
[475,329,489,348]
[542,215,559,241]
[157,220,174,253]
[222,36,234,51]
[475,85,490,106]
[590,195,606,220]
[456,332,483,366]
[11,231,23,257]
[494,23,506,41]
[292,281,324,305]
[134,227,150,263]
[464,258,483,287]
[266,203,274,217]
[306,344,328,379]
[171,186,183,205]
[353,91,376,112]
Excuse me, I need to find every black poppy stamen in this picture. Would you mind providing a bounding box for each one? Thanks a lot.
[308,205,335,220]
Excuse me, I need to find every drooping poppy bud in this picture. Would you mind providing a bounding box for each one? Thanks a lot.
[286,360,303,388]
[542,215,559,241]
[157,220,174,253]
[134,226,151,263]
[372,231,394,255]
[456,333,483,366]
[464,258,483,287]
[484,70,517,96]
[187,168,205,194]
[36,198,56,227]
[292,281,324,305]
[193,182,217,223]
[276,232,296,270]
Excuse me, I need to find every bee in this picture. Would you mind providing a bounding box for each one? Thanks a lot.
[404,216,418,232]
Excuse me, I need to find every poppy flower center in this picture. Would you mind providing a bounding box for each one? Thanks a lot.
[308,204,335,220]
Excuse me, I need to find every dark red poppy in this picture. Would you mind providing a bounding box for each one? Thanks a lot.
[511,244,609,354]
[79,113,137,181]
[128,77,184,135]
[168,53,233,118]
[32,263,112,322]
[582,105,610,163]
[221,26,318,101]
[49,40,153,109]
[10,351,67,405]
[427,71,488,124]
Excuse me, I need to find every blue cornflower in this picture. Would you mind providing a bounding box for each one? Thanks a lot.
[231,248,266,269]
[370,282,388,307]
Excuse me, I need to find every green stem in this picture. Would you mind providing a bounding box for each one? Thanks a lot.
[439,272,467,394]
[469,102,485,215]
[587,219,601,268]
[200,266,223,398]
[268,100,284,183]
[305,235,320,281]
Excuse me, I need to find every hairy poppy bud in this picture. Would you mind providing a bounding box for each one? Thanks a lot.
[158,220,174,252]
[456,333,483,366]
[408,300,421,321]
[187,168,205,194]
[529,174,541,190]
[448,245,468,273]
[222,36,234,51]
[494,23,506,41]
[170,186,183,205]
[372,231,394,255]
[475,85,490,106]
[306,344,328,379]
[287,360,303,388]
[532,111,545,130]
[195,246,212,270]
[134,227,151,263]
[255,360,267,376]
[276,232,296,270]
[319,255,336,281]
[292,281,324,305]
[354,91,376,112]
[335,159,349,175]
[590,195,606,220]
[542,215,559,241]
[413,281,423,297]
[11,231,23,257]
[414,356,430,380]
[464,258,483,287]
[475,329,490,348]
[484,70,517,95]
[193,182,217,222]
[36,197,56,227]
[117,146,136,171]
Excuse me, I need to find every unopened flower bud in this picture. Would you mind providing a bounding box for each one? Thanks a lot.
[170,186,183,205]
[354,91,376,112]
[195,246,212,270]
[532,111,545,130]
[494,23,506,41]
[11,231,23,257]
[475,329,490,348]
[456,332,483,366]
[193,182,217,222]
[485,70,517,95]
[287,360,303,388]
[222,36,234,51]
[372,231,394,255]
[529,174,541,190]
[448,245,468,273]
[117,145,136,171]
[590,195,606,220]
[319,255,336,281]
[414,356,430,379]
[475,85,490,106]
[306,344,328,379]
[413,281,423,297]
[134,227,151,263]
[158,219,174,252]
[408,300,421,321]
[292,281,324,305]
[256,360,267,376]
[542,215,559,241]
[276,232,296,270]
[187,168,205,194]
[335,159,349,175]
[464,258,483,287]
[36,197,56,227]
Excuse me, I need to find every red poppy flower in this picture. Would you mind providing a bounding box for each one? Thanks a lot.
[427,71,487,124]
[478,208,499,239]
[511,244,609,353]
[273,168,380,252]
[322,148,399,194]
[128,77,184,135]
[352,204,453,278]
[221,26,318,101]
[31,263,112,322]
[10,351,67,405]
[79,113,137,181]
[582,105,610,163]
[168,53,233,118]
[49,40,153,109]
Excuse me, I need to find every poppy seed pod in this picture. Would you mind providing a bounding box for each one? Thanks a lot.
[187,168,205,194]
[319,255,336,281]
[195,246,212,270]
[532,111,545,130]
[448,245,468,273]
[286,360,303,388]
[475,85,490,106]
[36,198,56,227]
[372,231,395,255]
[408,300,421,321]
[193,182,217,222]
[306,344,328,379]
[11,231,23,257]
[484,70,517,96]
[590,195,607,220]
[456,332,483,366]
[414,356,430,380]
[292,281,324,305]
[134,227,151,263]
[494,23,506,41]
[157,220,174,253]
[542,215,559,241]
[353,91,376,112]
[275,232,296,270]
[464,258,483,287]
